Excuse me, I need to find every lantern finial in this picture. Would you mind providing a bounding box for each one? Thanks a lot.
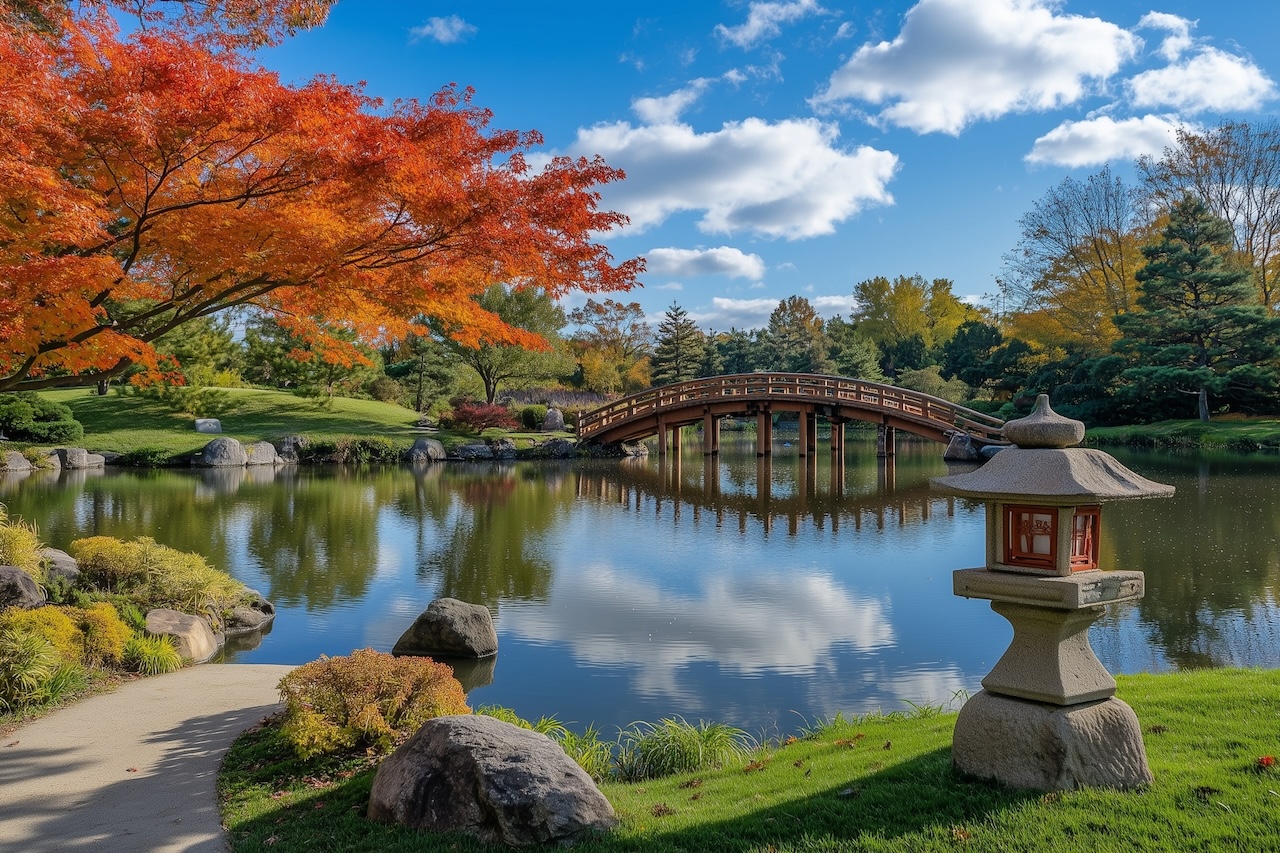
[1001,394,1084,448]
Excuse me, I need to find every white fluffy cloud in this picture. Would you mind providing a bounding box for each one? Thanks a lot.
[646,247,766,281]
[1129,47,1275,113]
[715,0,828,49]
[1026,114,1188,167]
[687,294,852,329]
[813,0,1138,134]
[1138,11,1193,61]
[409,15,476,44]
[632,78,716,124]
[560,118,898,239]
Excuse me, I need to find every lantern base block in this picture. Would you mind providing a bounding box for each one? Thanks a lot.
[953,690,1152,791]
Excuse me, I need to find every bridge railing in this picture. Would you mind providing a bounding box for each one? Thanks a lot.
[576,373,1006,443]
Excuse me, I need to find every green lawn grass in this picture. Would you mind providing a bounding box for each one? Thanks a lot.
[1087,416,1280,451]
[23,388,560,460]
[219,668,1280,853]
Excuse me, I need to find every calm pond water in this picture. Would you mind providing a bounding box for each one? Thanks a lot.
[1,437,1277,737]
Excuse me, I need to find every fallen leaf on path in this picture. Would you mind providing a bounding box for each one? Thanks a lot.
[4,741,17,747]
[125,767,138,773]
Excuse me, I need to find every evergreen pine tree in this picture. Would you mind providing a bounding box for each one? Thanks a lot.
[697,330,725,377]
[1114,194,1280,421]
[650,302,705,385]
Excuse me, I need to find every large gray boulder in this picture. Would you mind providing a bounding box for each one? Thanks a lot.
[224,590,276,635]
[274,435,308,464]
[368,715,617,847]
[541,408,565,432]
[144,608,221,663]
[405,438,446,463]
[194,418,222,434]
[487,438,517,460]
[39,548,80,585]
[1,452,32,472]
[393,598,497,658]
[244,441,280,466]
[536,438,577,459]
[57,448,105,469]
[194,437,247,468]
[943,432,980,462]
[0,567,44,609]
[452,443,494,461]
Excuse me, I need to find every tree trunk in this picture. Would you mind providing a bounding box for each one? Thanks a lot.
[1198,386,1209,422]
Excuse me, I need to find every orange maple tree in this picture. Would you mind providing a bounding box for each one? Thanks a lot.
[0,0,640,391]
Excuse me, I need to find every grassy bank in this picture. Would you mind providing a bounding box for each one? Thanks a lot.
[10,389,555,460]
[220,668,1280,853]
[1086,416,1280,452]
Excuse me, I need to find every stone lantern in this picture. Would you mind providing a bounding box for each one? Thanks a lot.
[933,395,1174,790]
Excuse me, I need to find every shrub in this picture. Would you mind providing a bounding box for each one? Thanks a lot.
[0,606,82,664]
[70,536,245,629]
[0,628,60,711]
[277,649,470,759]
[0,392,84,443]
[117,448,178,467]
[122,635,184,676]
[73,602,131,666]
[366,376,403,403]
[615,716,755,781]
[0,506,45,584]
[519,404,549,431]
[441,398,517,433]
[121,381,236,419]
[301,436,401,464]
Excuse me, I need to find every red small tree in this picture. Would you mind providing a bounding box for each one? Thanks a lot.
[0,1,641,391]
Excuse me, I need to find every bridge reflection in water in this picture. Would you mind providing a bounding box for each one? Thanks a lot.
[574,438,970,538]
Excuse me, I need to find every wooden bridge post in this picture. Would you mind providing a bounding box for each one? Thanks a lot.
[657,418,668,457]
[702,412,719,455]
[806,413,818,456]
[756,410,773,456]
[797,412,809,458]
[671,425,682,461]
[831,420,845,455]
[877,423,896,458]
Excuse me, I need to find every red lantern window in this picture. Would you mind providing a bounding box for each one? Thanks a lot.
[1004,505,1057,569]
[1069,506,1100,571]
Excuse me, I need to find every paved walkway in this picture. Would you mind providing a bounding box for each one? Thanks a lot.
[0,664,294,853]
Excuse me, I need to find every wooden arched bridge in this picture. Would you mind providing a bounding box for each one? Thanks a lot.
[576,373,1007,458]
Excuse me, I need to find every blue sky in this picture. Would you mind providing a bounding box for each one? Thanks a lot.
[260,1,1279,332]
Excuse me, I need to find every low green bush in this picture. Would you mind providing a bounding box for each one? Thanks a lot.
[276,649,470,759]
[520,404,549,430]
[70,536,246,629]
[301,436,401,464]
[116,447,178,467]
[0,392,84,443]
[122,635,184,676]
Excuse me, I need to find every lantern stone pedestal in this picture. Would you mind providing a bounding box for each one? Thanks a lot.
[933,395,1174,792]
[950,566,1153,790]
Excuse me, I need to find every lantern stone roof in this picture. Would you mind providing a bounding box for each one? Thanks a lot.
[932,447,1175,503]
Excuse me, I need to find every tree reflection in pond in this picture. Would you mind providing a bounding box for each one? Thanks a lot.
[0,441,1277,732]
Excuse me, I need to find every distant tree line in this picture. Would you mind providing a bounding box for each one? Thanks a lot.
[91,120,1280,428]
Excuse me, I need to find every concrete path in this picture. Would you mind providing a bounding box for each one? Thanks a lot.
[0,664,294,853]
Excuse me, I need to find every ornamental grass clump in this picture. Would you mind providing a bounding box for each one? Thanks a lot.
[0,506,45,585]
[70,536,245,628]
[277,649,470,759]
[616,716,755,781]
[73,602,132,666]
[0,627,84,712]
[122,635,184,676]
